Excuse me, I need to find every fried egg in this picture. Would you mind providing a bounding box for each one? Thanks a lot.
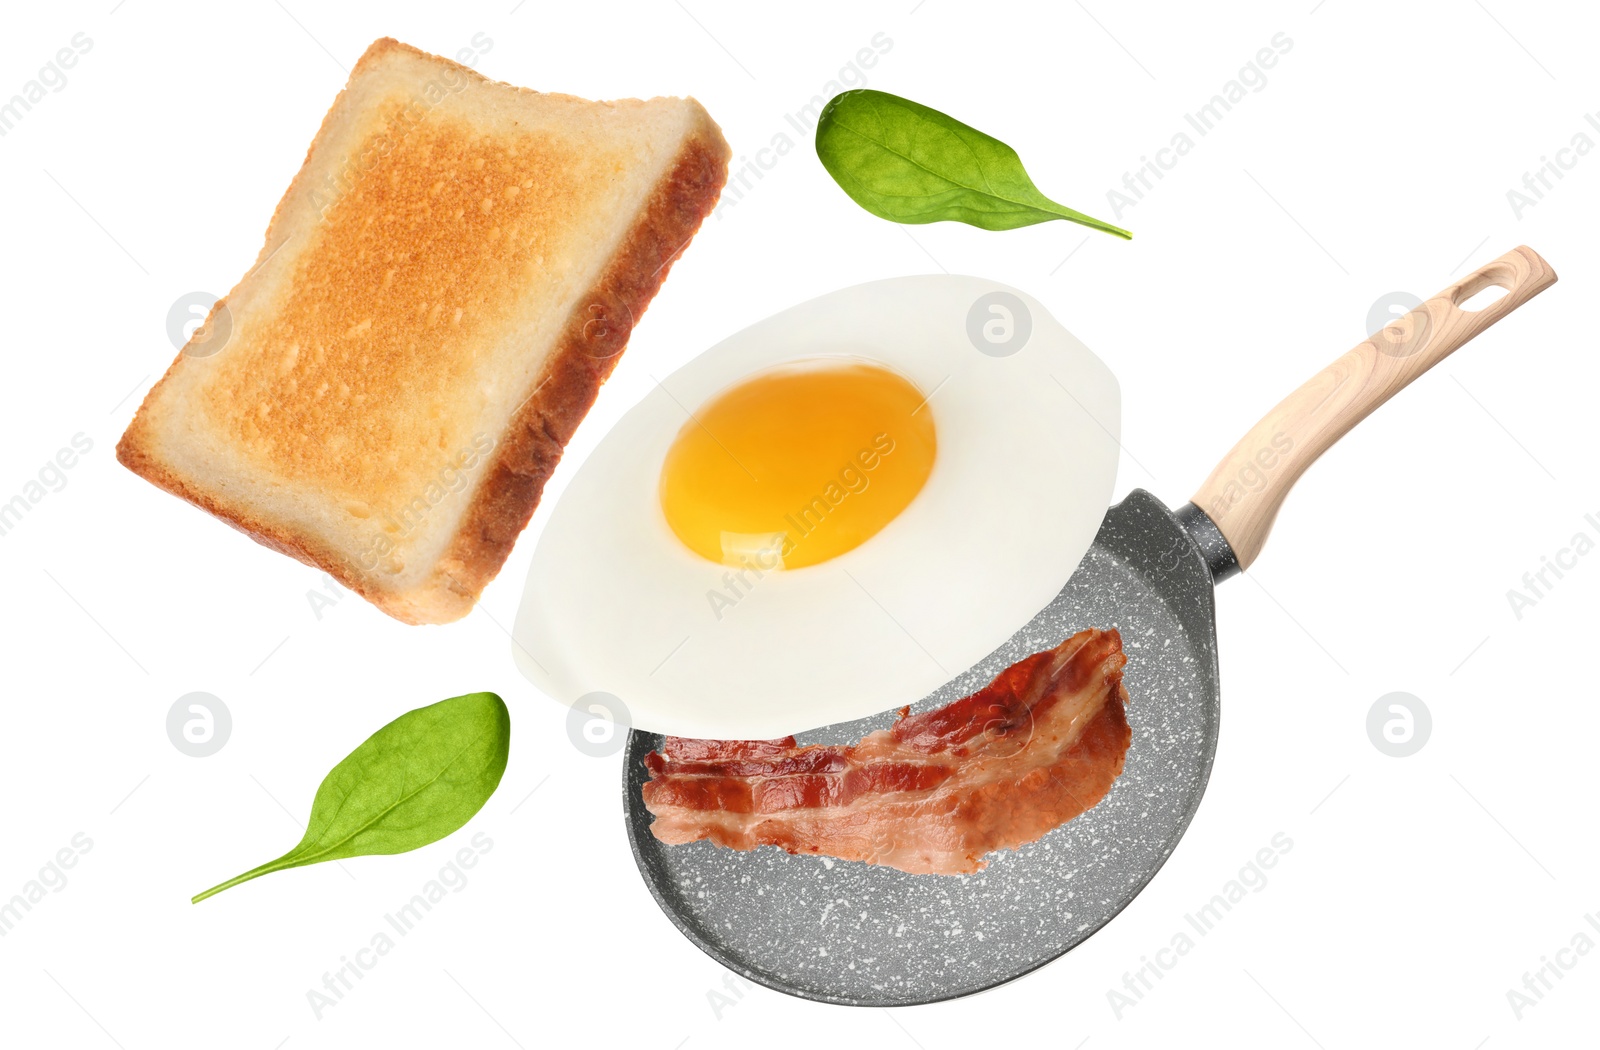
[512,276,1119,739]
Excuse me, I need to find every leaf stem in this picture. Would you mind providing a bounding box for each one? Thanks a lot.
[191,856,292,904]
[1074,213,1133,240]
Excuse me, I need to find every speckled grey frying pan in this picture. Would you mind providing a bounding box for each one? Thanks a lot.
[621,248,1555,1006]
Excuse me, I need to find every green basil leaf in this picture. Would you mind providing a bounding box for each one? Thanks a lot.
[815,89,1131,239]
[192,691,510,903]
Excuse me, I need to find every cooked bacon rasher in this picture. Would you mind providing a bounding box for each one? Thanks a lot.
[641,627,1131,875]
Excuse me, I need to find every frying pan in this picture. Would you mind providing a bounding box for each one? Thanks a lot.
[621,246,1556,1006]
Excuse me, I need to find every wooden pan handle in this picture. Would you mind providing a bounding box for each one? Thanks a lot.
[1190,245,1557,572]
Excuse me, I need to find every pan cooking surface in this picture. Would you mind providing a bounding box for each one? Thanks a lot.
[622,490,1223,1006]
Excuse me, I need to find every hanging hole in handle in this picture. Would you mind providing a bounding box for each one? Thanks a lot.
[1457,284,1509,312]
[1451,270,1511,312]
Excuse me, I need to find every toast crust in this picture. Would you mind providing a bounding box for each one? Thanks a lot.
[388,122,730,623]
[117,38,730,624]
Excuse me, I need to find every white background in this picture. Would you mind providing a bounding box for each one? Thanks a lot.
[2,0,1596,1046]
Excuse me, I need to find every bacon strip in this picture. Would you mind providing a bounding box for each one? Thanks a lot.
[642,627,1131,875]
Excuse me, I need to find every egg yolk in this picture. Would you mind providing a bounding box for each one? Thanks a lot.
[659,360,937,570]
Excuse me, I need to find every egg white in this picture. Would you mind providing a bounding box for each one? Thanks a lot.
[512,275,1120,739]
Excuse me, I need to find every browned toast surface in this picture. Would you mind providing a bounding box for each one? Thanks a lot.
[118,38,730,623]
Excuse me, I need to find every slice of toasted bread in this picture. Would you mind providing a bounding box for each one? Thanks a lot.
[119,38,729,624]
